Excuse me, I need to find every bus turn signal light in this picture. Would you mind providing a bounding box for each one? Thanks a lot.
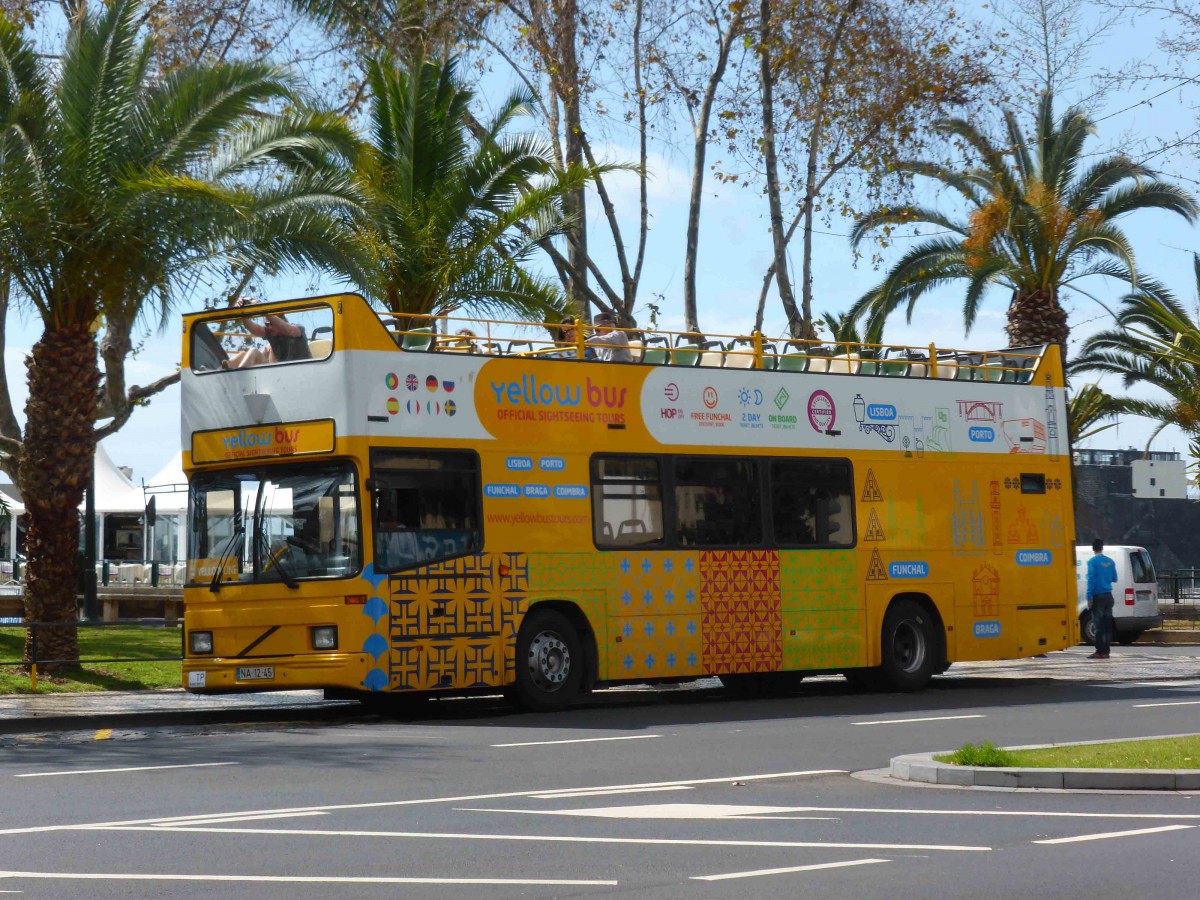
[345,595,367,605]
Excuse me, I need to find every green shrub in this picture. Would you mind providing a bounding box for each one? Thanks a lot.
[937,741,1018,767]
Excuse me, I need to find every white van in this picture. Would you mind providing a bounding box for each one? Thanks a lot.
[1075,545,1163,645]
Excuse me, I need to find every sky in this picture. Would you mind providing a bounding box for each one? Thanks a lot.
[2,0,1198,486]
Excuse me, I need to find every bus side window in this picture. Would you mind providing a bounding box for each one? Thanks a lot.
[674,457,761,548]
[770,458,855,547]
[592,456,664,548]
[370,450,481,572]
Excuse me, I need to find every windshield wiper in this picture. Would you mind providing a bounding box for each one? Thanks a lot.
[208,525,244,594]
[258,532,299,590]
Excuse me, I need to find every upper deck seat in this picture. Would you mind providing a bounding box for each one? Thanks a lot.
[401,328,433,351]
[641,336,669,365]
[698,341,725,367]
[826,353,861,375]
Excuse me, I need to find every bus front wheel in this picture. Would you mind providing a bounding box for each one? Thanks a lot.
[512,609,584,712]
[879,600,939,692]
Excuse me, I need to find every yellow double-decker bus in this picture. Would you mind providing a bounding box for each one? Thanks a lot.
[180,293,1076,709]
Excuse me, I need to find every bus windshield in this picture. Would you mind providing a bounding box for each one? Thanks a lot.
[188,462,360,586]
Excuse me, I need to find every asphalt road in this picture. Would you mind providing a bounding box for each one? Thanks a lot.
[2,644,1200,899]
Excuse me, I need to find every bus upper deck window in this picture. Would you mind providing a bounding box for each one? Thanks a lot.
[191,304,335,372]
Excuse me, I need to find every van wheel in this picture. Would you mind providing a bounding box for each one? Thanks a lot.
[879,600,939,692]
[512,609,583,712]
[1079,612,1096,646]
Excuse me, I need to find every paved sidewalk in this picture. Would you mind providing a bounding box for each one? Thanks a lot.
[0,688,342,735]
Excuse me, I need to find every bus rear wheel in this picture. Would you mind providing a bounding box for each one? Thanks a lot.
[512,609,584,712]
[879,600,939,692]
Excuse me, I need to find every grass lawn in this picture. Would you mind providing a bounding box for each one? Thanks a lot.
[0,625,182,693]
[937,738,1200,770]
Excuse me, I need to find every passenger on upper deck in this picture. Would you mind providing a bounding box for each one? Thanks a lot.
[554,317,597,360]
[224,299,311,368]
[587,311,633,362]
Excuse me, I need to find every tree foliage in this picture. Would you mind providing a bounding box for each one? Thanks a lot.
[0,0,360,664]
[350,52,593,320]
[850,92,1198,354]
[1074,258,1200,455]
[729,0,991,337]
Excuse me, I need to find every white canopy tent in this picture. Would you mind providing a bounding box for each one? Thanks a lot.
[0,483,22,571]
[143,451,188,564]
[2,443,187,582]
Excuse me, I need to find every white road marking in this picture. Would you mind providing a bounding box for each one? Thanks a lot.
[467,805,838,821]
[98,825,990,852]
[466,803,818,820]
[0,871,616,886]
[852,715,986,726]
[1133,700,1200,708]
[492,734,662,748]
[14,762,237,779]
[1034,824,1195,845]
[1109,680,1200,688]
[155,812,327,827]
[772,807,1200,820]
[692,858,889,881]
[530,786,687,799]
[0,769,842,836]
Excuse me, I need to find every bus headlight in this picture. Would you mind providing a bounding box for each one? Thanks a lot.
[311,626,338,650]
[189,631,214,654]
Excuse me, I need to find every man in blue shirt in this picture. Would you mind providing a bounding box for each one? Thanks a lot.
[1086,538,1118,659]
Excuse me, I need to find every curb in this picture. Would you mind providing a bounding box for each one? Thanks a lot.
[891,751,1200,791]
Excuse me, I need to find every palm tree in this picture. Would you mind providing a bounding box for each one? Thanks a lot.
[0,0,361,667]
[1067,384,1122,445]
[850,92,1197,354]
[351,52,594,324]
[1074,259,1200,458]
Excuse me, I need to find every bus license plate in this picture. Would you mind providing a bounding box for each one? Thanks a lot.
[237,666,274,681]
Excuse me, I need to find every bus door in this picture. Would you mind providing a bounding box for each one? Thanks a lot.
[370,449,507,691]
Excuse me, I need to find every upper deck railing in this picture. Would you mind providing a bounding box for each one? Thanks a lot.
[185,295,1051,384]
[384,312,1047,384]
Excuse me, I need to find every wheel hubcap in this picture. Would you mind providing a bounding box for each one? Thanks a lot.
[527,630,570,690]
[893,620,927,673]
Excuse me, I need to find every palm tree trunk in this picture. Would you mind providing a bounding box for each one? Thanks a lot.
[1006,288,1069,356]
[20,325,101,669]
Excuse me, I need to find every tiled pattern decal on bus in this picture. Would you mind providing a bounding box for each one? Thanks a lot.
[780,550,863,670]
[385,553,528,691]
[528,552,704,681]
[608,551,702,680]
[700,550,783,673]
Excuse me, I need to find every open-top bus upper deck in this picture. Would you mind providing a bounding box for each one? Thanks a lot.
[182,292,1065,469]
